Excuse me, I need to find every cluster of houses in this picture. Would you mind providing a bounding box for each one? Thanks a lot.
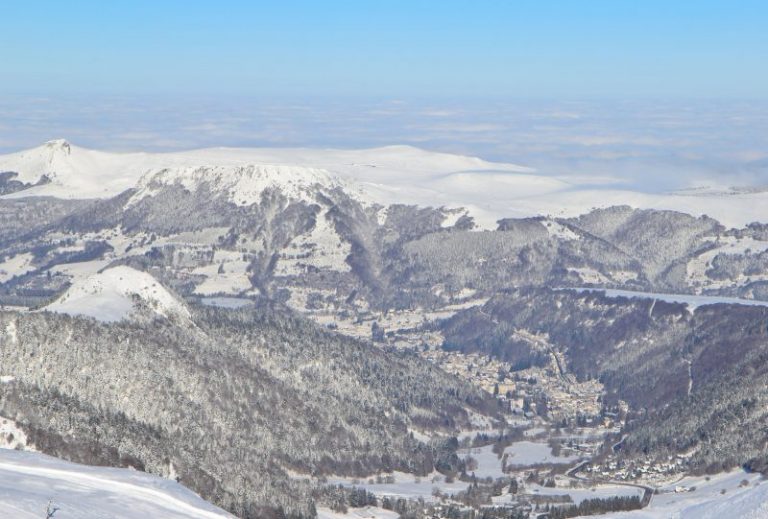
[584,454,691,483]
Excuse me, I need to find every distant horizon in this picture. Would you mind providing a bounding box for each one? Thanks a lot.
[2,94,767,194]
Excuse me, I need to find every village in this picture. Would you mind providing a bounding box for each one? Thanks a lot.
[582,452,694,486]
[298,302,705,518]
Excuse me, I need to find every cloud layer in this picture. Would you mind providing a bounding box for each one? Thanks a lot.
[1,95,767,193]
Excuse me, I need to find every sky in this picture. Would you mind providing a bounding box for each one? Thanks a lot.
[0,2,767,191]
[1,1,766,98]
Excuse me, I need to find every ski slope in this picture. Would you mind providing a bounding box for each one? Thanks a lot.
[0,449,233,519]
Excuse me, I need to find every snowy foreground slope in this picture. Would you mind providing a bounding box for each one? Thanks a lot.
[597,470,768,519]
[3,140,768,227]
[0,449,232,519]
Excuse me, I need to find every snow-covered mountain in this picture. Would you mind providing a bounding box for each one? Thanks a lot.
[129,163,369,208]
[2,141,768,323]
[4,140,768,227]
[44,266,190,322]
[0,140,527,209]
[0,139,148,199]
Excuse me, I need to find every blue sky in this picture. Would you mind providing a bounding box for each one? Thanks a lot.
[1,1,766,97]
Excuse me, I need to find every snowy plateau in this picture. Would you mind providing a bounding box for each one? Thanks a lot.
[3,139,768,227]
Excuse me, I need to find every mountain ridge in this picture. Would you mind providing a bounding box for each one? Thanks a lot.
[6,140,768,228]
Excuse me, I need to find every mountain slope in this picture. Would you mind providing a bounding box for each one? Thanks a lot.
[44,265,190,322]
[0,291,499,517]
[597,470,768,519]
[0,140,148,199]
[0,449,233,519]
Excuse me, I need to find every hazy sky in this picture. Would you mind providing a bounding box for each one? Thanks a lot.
[2,95,766,193]
[1,2,766,192]
[1,1,766,98]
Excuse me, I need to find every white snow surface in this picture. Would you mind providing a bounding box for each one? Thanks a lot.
[317,506,399,519]
[521,482,642,505]
[0,140,148,199]
[0,449,233,518]
[594,470,768,519]
[326,471,469,502]
[0,253,35,283]
[503,441,583,467]
[44,266,190,322]
[5,140,768,228]
[199,297,253,309]
[564,287,768,312]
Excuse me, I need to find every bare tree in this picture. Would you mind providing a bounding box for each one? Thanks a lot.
[45,500,59,518]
